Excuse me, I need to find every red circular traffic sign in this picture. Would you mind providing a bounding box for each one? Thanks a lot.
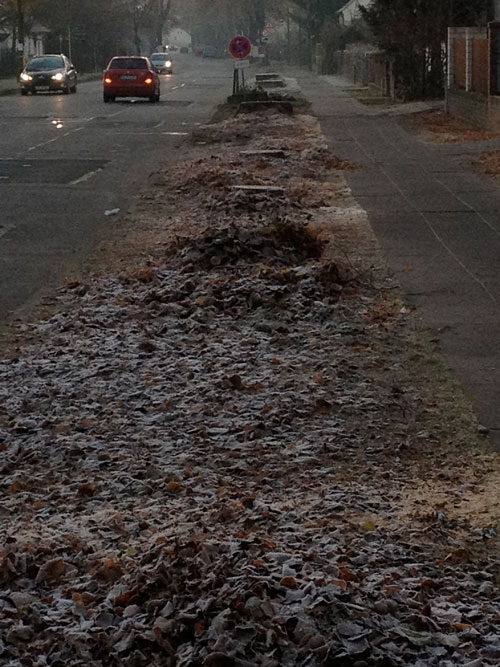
[229,35,251,60]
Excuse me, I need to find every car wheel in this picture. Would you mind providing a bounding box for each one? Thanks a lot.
[21,89,28,96]
[149,93,158,103]
[103,94,111,103]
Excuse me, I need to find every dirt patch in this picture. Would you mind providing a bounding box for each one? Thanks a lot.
[468,149,500,181]
[401,110,500,144]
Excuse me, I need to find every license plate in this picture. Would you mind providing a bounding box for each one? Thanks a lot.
[120,75,136,80]
[35,86,50,90]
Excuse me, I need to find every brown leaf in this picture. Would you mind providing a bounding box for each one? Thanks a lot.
[77,482,99,497]
[36,558,65,583]
[115,587,139,607]
[339,566,358,582]
[329,578,348,592]
[96,556,123,582]
[138,340,157,353]
[280,576,298,589]
[165,481,184,493]
[195,619,206,636]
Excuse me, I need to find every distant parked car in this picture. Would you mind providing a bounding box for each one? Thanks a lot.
[103,56,160,103]
[203,45,216,58]
[19,54,77,95]
[150,52,173,74]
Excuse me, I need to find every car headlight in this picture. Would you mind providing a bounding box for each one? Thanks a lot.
[165,61,172,67]
[20,73,32,81]
[52,72,65,81]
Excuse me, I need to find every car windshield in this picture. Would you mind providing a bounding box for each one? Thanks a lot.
[108,58,149,70]
[151,54,169,62]
[26,56,64,71]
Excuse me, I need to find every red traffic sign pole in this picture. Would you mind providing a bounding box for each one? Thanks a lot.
[229,35,251,60]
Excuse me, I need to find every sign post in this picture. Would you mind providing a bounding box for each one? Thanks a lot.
[228,35,252,94]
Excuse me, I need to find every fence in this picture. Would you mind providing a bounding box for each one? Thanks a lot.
[326,47,394,98]
[446,24,500,131]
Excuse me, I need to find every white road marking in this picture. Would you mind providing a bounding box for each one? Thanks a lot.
[69,168,103,186]
[27,126,84,152]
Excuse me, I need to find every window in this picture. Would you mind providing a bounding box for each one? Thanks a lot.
[109,58,149,70]
[26,56,64,71]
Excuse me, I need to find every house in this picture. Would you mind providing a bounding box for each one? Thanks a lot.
[0,7,48,74]
[336,0,372,27]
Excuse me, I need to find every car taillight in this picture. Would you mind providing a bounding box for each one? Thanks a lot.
[104,77,112,84]
[145,77,153,84]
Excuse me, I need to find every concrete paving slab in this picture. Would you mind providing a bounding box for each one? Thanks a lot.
[435,173,499,193]
[405,193,472,212]
[296,69,500,447]
[424,160,470,173]
[354,194,414,212]
[457,191,500,213]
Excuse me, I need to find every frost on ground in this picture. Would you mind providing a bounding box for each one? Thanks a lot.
[0,110,499,667]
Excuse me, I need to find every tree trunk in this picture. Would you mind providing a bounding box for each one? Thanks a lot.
[133,6,141,55]
[17,0,25,46]
[154,0,172,50]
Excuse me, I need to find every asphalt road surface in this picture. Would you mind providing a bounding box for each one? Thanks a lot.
[0,54,233,326]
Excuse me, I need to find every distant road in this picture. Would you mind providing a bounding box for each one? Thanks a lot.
[0,54,233,325]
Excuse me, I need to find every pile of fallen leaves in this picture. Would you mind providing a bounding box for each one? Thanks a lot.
[0,108,499,667]
[469,149,500,181]
[401,110,499,144]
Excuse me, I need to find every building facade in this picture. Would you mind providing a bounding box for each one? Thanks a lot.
[336,0,372,27]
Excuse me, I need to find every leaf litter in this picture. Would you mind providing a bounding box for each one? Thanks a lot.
[0,108,499,666]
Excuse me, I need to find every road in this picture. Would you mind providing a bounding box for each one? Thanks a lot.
[0,54,233,326]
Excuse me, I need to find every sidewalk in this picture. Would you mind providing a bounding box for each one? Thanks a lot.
[0,77,19,96]
[297,71,500,450]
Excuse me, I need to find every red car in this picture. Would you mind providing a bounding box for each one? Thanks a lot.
[103,56,160,103]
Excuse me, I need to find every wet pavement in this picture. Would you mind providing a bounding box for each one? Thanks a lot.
[296,72,500,449]
[0,55,235,325]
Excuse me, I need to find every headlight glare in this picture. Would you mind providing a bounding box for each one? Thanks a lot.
[52,72,64,81]
[20,73,32,81]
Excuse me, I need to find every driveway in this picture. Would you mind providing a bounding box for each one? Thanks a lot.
[297,72,500,449]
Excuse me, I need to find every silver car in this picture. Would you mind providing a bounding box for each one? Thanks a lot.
[150,53,173,74]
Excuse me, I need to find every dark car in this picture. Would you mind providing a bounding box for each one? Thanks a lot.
[203,45,217,58]
[103,56,160,103]
[19,54,77,95]
[150,52,173,74]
